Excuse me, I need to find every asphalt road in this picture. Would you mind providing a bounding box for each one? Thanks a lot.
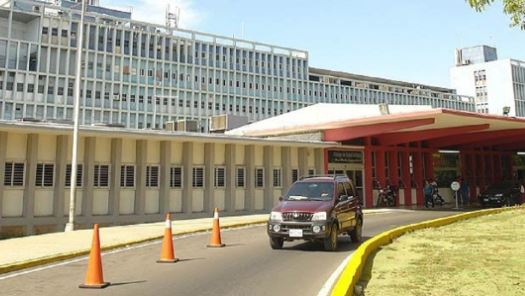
[0,209,458,296]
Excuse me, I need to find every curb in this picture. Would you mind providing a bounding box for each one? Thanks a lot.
[329,206,524,296]
[0,218,267,275]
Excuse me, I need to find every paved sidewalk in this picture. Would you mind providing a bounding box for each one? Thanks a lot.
[0,209,388,274]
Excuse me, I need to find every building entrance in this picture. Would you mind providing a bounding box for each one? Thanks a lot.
[327,150,364,200]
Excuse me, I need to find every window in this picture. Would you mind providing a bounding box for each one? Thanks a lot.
[255,168,264,187]
[308,169,315,176]
[170,166,183,188]
[215,167,225,187]
[94,164,110,187]
[146,165,159,187]
[273,168,282,187]
[292,169,299,183]
[35,163,54,187]
[236,167,245,187]
[4,162,24,186]
[120,165,135,187]
[343,182,354,197]
[192,167,204,188]
[65,164,83,187]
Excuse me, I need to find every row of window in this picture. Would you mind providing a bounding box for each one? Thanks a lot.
[4,162,307,189]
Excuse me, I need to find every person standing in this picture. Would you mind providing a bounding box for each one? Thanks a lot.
[424,180,434,208]
[460,178,470,206]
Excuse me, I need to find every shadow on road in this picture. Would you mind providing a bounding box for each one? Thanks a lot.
[280,236,372,252]
[109,280,147,287]
[177,257,205,262]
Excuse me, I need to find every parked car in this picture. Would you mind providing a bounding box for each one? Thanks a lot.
[478,180,523,207]
[267,175,363,251]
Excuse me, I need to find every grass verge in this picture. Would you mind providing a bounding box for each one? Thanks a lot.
[360,208,525,296]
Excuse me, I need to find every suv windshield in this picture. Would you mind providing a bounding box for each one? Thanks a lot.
[284,182,334,201]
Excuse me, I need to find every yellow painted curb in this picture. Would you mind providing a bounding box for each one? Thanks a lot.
[330,206,524,296]
[0,218,267,275]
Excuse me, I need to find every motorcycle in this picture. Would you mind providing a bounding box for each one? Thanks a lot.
[431,183,445,206]
[376,184,396,207]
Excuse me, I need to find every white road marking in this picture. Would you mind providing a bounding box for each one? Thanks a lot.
[0,224,264,281]
[317,251,355,296]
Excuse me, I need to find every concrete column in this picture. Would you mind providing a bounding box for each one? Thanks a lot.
[376,149,386,187]
[298,147,308,179]
[182,142,193,214]
[314,148,324,176]
[82,137,96,219]
[263,146,273,210]
[23,134,38,234]
[109,138,122,218]
[281,147,292,196]
[224,144,235,213]
[135,140,147,216]
[245,145,255,211]
[159,141,171,215]
[53,135,68,222]
[204,143,215,213]
[0,132,7,219]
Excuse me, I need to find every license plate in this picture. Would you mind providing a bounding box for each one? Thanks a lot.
[289,229,303,238]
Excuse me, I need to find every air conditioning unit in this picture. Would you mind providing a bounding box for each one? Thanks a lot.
[208,114,249,133]
[176,119,199,132]
[32,5,40,12]
[112,94,120,101]
[164,121,175,131]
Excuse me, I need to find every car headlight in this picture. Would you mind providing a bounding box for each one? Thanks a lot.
[270,211,283,221]
[495,193,503,197]
[311,212,327,221]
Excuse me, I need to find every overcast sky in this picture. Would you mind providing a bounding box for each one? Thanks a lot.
[101,0,525,89]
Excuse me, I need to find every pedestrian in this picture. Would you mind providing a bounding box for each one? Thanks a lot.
[460,178,469,206]
[519,182,525,204]
[424,179,434,208]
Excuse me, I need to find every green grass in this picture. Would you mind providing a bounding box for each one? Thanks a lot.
[361,208,525,296]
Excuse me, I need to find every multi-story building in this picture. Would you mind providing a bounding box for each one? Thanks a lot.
[0,0,474,132]
[451,45,525,116]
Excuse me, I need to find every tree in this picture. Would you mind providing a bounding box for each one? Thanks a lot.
[467,0,525,29]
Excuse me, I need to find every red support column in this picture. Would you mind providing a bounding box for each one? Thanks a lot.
[424,151,434,181]
[479,150,486,192]
[376,149,386,189]
[389,149,399,206]
[470,152,477,200]
[494,153,502,181]
[402,146,412,206]
[413,144,424,206]
[364,138,374,208]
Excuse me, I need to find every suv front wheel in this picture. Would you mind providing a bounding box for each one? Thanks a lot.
[349,218,363,243]
[323,223,338,251]
[270,237,284,249]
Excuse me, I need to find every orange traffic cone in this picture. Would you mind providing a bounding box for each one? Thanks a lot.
[79,224,110,289]
[207,208,225,248]
[157,213,179,263]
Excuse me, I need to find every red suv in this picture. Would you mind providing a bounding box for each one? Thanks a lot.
[267,175,363,251]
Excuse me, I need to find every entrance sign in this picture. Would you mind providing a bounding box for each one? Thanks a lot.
[328,151,363,164]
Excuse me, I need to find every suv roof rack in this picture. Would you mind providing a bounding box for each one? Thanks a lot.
[298,174,349,181]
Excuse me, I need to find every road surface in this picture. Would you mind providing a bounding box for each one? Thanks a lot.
[0,209,457,296]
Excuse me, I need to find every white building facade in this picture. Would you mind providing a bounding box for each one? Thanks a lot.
[0,0,475,132]
[451,46,525,116]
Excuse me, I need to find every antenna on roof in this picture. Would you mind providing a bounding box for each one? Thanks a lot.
[166,4,180,32]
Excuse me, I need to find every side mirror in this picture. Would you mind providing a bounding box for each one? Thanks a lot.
[338,195,348,202]
[278,196,283,201]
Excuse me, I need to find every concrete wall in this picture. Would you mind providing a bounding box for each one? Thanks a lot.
[0,128,324,237]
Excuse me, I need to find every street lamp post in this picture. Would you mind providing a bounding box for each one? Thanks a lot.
[65,0,87,232]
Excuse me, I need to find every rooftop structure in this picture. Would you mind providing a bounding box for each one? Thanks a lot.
[0,0,474,133]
